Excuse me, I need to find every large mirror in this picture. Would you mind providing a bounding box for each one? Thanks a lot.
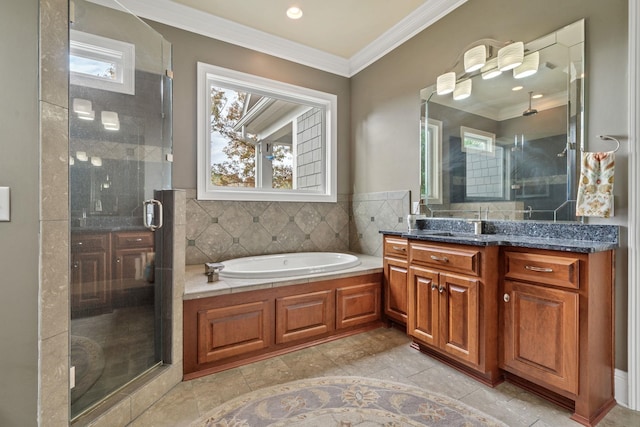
[420,20,584,221]
[197,63,338,202]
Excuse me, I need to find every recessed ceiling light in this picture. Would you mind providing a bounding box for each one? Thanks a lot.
[532,93,543,99]
[286,6,303,20]
[512,85,524,91]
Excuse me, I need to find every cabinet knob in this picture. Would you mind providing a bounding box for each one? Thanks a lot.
[503,293,510,302]
[438,285,445,293]
[431,283,437,291]
[116,258,121,263]
[72,262,79,269]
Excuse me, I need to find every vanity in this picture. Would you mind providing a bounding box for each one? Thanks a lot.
[382,219,618,426]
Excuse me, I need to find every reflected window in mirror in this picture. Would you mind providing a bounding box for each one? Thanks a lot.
[197,63,338,202]
[420,19,584,222]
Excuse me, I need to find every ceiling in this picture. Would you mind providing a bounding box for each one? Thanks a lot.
[113,0,468,76]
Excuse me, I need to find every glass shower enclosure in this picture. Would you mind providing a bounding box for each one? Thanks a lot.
[68,0,172,418]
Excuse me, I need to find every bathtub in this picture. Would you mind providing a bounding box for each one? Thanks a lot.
[219,252,361,279]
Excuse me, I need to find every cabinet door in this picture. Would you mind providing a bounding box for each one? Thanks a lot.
[335,282,381,329]
[112,231,154,308]
[71,251,111,315]
[502,280,579,394]
[408,266,439,347]
[276,290,333,344]
[384,257,408,324]
[197,300,271,364]
[439,273,479,365]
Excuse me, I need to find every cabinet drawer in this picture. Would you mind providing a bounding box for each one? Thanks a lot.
[504,252,579,289]
[410,242,480,276]
[114,231,154,249]
[71,233,110,252]
[384,236,408,259]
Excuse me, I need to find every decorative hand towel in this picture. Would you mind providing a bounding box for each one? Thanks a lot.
[576,151,615,217]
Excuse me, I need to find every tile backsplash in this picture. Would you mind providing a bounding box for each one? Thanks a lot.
[184,189,411,263]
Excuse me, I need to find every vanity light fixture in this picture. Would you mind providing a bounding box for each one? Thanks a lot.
[498,41,524,71]
[101,111,120,131]
[69,156,75,166]
[286,6,303,19]
[436,71,456,95]
[90,156,102,167]
[453,79,472,100]
[76,151,88,162]
[513,51,539,79]
[481,58,502,80]
[463,45,486,73]
[72,98,95,120]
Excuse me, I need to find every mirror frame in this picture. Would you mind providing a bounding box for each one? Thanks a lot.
[197,62,338,202]
[420,20,585,221]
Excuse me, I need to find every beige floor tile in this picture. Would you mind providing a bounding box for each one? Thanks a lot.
[131,327,636,427]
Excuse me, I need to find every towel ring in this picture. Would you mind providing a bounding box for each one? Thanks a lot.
[580,135,620,153]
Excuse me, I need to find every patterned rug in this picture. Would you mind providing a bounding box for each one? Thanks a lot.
[192,376,508,426]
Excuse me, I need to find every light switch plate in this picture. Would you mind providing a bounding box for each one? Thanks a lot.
[0,187,9,221]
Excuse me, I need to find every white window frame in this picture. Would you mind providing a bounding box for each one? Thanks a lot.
[197,62,337,202]
[70,29,135,95]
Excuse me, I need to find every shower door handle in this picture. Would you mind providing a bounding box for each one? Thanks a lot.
[143,199,163,231]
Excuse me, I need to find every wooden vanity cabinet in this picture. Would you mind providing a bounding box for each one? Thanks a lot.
[71,232,112,318]
[112,230,155,308]
[383,236,409,326]
[408,241,500,385]
[500,248,615,426]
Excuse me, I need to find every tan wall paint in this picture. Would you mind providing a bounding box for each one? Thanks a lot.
[146,21,351,194]
[350,0,629,369]
[0,0,40,424]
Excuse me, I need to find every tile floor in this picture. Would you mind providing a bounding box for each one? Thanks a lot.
[131,327,639,426]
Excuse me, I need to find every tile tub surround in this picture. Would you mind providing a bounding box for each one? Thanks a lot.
[382,218,619,253]
[184,253,383,300]
[349,191,411,257]
[184,190,350,264]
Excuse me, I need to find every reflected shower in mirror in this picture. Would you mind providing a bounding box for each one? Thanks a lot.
[420,20,584,222]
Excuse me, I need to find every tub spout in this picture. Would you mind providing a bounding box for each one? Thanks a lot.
[204,262,225,283]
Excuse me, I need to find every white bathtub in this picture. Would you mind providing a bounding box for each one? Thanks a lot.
[219,252,361,279]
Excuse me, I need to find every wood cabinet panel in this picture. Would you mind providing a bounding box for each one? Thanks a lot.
[410,242,480,276]
[71,232,112,317]
[384,237,408,258]
[112,231,154,307]
[408,266,439,346]
[504,252,580,289]
[276,290,333,344]
[440,273,479,365]
[502,279,579,394]
[336,282,381,329]
[384,258,408,324]
[197,300,271,364]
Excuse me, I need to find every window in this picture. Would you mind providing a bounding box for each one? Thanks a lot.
[197,63,337,202]
[70,30,135,95]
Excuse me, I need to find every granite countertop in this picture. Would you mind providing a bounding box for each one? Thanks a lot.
[184,253,383,300]
[382,219,619,253]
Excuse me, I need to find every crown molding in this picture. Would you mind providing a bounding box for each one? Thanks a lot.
[108,0,466,78]
[349,0,468,76]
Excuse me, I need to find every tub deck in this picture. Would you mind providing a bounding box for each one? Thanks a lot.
[184,253,382,300]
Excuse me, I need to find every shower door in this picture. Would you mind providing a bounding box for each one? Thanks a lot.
[68,0,172,419]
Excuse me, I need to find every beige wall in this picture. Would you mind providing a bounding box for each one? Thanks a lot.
[350,0,629,368]
[146,21,352,194]
[0,0,41,424]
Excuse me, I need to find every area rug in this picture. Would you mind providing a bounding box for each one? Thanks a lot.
[70,335,105,403]
[192,376,508,426]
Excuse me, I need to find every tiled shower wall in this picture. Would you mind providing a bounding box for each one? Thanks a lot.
[184,189,410,263]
